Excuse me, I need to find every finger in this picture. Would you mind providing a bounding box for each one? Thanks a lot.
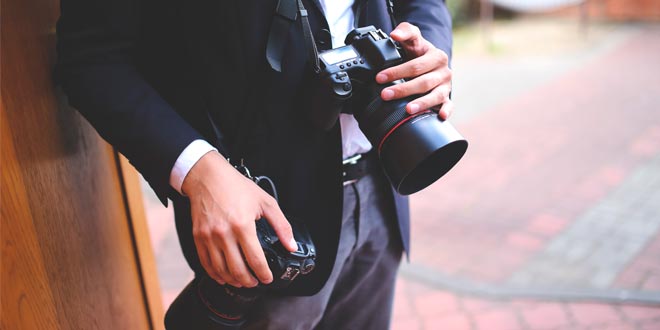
[261,197,297,252]
[390,22,429,57]
[439,99,454,120]
[405,86,451,115]
[193,228,224,283]
[206,245,232,286]
[195,243,224,284]
[203,225,242,287]
[196,221,238,287]
[236,224,273,284]
[376,48,449,84]
[223,241,259,288]
[376,51,443,84]
[380,70,450,101]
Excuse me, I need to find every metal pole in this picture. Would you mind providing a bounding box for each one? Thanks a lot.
[480,0,494,49]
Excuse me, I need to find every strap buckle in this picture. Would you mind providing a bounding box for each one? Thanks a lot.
[342,154,362,165]
[343,179,358,186]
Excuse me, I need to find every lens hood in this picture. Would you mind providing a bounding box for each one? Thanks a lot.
[378,112,468,195]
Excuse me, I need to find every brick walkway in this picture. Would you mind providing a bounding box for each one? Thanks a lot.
[142,20,660,329]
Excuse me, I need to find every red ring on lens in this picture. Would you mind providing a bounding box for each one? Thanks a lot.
[377,110,433,154]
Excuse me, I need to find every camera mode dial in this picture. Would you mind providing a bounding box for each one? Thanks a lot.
[330,71,352,97]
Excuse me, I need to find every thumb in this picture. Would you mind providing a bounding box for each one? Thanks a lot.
[261,198,297,252]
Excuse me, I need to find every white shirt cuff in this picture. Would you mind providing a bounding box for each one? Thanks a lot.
[170,139,218,195]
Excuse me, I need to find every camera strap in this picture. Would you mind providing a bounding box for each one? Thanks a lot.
[297,0,321,73]
[267,0,320,73]
[386,0,398,28]
[266,0,297,72]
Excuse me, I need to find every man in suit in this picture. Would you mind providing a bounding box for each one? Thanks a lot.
[57,0,453,328]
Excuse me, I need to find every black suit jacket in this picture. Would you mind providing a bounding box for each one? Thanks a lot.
[56,0,452,295]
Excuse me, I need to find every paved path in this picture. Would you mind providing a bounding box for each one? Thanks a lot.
[409,22,660,292]
[142,20,660,329]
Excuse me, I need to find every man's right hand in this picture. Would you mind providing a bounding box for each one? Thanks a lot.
[181,151,298,288]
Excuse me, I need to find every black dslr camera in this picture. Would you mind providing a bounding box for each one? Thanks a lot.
[164,162,316,330]
[235,162,316,290]
[256,215,316,288]
[312,26,468,195]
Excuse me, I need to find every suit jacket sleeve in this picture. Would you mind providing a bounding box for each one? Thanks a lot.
[56,0,206,204]
[394,0,453,61]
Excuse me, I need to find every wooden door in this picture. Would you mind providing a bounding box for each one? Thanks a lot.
[1,0,164,329]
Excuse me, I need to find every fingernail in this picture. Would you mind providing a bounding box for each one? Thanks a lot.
[289,238,298,250]
[382,89,394,100]
[376,73,388,83]
[408,103,420,113]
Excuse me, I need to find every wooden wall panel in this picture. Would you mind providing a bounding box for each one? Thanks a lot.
[118,154,166,328]
[1,104,61,330]
[1,0,162,328]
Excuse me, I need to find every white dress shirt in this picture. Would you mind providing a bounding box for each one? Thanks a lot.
[169,0,371,194]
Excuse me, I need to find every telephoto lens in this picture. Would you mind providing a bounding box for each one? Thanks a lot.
[314,26,468,194]
[355,82,467,195]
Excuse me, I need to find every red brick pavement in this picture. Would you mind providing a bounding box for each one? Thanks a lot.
[409,26,660,286]
[616,233,660,291]
[390,278,660,330]
[143,25,660,329]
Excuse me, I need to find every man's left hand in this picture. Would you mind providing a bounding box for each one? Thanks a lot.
[376,22,453,120]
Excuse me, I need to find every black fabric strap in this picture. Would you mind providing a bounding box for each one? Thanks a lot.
[266,0,320,73]
[267,0,298,72]
[387,0,398,29]
[297,0,320,73]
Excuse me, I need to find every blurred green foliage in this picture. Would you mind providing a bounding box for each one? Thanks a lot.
[446,0,479,26]
[446,1,517,27]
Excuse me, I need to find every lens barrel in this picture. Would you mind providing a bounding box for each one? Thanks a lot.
[378,111,467,195]
[165,276,256,330]
[355,84,468,195]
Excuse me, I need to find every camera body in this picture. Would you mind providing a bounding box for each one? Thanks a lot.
[256,216,316,289]
[318,26,404,103]
[312,26,468,195]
